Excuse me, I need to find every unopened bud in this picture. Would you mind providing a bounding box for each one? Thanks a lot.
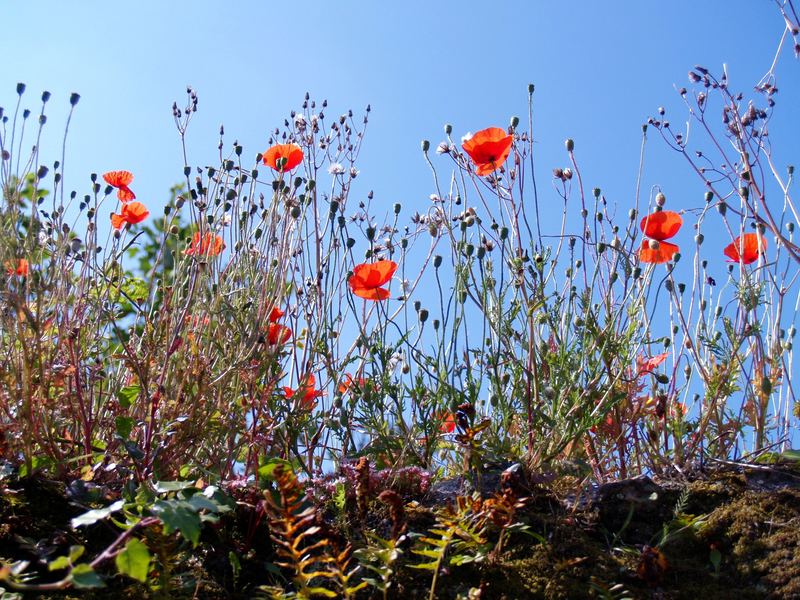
[565,138,574,152]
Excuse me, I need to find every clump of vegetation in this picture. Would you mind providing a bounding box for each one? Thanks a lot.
[1,2,800,597]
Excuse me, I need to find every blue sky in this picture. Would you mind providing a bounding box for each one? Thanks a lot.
[1,0,794,229]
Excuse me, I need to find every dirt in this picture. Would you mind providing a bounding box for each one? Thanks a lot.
[1,462,799,599]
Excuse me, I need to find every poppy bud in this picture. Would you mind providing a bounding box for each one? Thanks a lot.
[673,252,681,262]
[633,267,642,279]
[665,280,673,292]
[789,165,795,175]
[678,282,686,294]
[597,242,606,253]
[739,186,749,199]
[593,188,601,198]
[421,139,430,152]
[291,206,301,219]
[700,300,707,311]
[563,168,573,180]
[656,192,666,206]
[787,222,795,233]
[717,201,727,216]
[170,225,179,235]
[695,234,704,245]
[510,116,519,129]
[500,227,508,240]
[366,227,375,241]
[465,244,474,256]
[433,319,440,330]
[565,138,574,152]
[553,168,564,179]
[444,123,452,135]
[596,212,603,222]
[528,83,535,95]
[704,191,713,202]
[477,246,485,259]
[433,255,442,268]
[401,238,408,249]
[69,92,80,106]
[428,223,438,237]
[648,239,660,250]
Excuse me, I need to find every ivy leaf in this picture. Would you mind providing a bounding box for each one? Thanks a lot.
[115,538,151,583]
[71,500,125,528]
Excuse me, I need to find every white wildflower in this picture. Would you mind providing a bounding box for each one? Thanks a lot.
[328,162,345,175]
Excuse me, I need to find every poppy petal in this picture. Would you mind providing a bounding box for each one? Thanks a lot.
[111,213,126,229]
[117,186,136,202]
[352,285,390,300]
[639,240,679,264]
[639,211,682,241]
[103,170,134,187]
[723,233,767,264]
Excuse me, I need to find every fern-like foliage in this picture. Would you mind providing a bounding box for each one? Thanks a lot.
[353,532,405,600]
[261,465,337,599]
[410,493,491,600]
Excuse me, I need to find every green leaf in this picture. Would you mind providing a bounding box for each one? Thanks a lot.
[115,538,151,583]
[70,564,105,589]
[115,416,134,440]
[153,480,194,494]
[257,458,292,482]
[71,500,125,528]
[152,500,201,545]
[116,385,140,409]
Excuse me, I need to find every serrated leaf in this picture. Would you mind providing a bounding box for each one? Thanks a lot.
[152,500,201,545]
[115,538,151,583]
[71,500,124,528]
[70,564,104,588]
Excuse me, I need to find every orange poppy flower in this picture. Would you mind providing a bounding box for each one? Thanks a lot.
[103,170,136,202]
[639,211,682,241]
[185,231,225,256]
[284,373,322,410]
[348,260,398,300]
[268,307,284,322]
[111,201,150,229]
[639,239,679,264]
[723,233,767,264]
[461,127,514,176]
[5,258,28,277]
[263,143,303,172]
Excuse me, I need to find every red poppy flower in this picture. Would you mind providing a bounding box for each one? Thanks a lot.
[268,322,292,345]
[639,239,679,264]
[5,258,28,277]
[438,412,456,434]
[723,233,767,264]
[348,260,398,300]
[263,143,303,172]
[461,127,513,176]
[103,170,136,202]
[111,201,150,229]
[284,373,322,410]
[185,232,225,257]
[338,373,368,395]
[636,352,668,377]
[639,210,682,264]
[639,211,682,241]
[268,307,284,322]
